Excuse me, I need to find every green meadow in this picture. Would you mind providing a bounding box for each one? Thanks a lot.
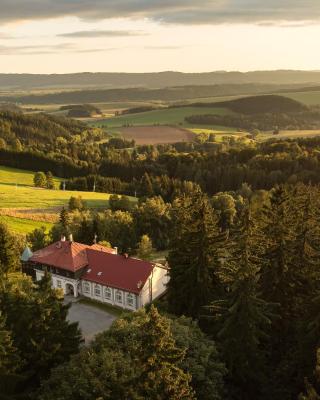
[91,106,233,128]
[0,165,134,234]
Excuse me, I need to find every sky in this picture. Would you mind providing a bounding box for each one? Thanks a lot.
[1,0,320,74]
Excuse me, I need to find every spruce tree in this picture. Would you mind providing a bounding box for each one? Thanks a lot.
[167,190,226,318]
[0,311,22,396]
[210,206,274,399]
[0,222,20,277]
[0,272,82,395]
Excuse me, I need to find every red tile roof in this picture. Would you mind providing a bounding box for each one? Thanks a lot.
[30,241,115,272]
[84,249,154,294]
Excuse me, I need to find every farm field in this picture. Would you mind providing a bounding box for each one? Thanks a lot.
[0,215,54,235]
[120,126,195,144]
[279,91,320,106]
[0,165,133,234]
[90,106,233,128]
[0,165,61,187]
[258,129,320,141]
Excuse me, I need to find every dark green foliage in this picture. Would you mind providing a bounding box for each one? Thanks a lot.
[134,196,172,250]
[210,207,275,399]
[45,171,55,189]
[109,194,132,212]
[0,222,20,277]
[299,349,320,400]
[167,190,225,318]
[0,272,82,395]
[38,306,195,400]
[215,95,306,114]
[33,171,47,188]
[170,316,226,400]
[68,195,86,211]
[27,226,49,251]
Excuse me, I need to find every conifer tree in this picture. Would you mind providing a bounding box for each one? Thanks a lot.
[0,272,82,395]
[210,206,274,399]
[59,206,70,236]
[299,349,320,400]
[0,222,20,277]
[137,306,195,399]
[167,190,226,318]
[0,311,22,396]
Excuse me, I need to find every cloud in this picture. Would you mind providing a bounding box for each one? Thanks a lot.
[58,29,146,38]
[0,43,112,55]
[0,0,320,26]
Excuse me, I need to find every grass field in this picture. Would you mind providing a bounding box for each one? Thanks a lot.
[91,106,233,128]
[278,91,320,106]
[0,165,134,234]
[0,215,54,235]
[0,165,61,188]
[258,129,320,141]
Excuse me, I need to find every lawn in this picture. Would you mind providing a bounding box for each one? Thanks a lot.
[0,215,53,235]
[0,183,112,209]
[0,165,61,188]
[90,106,233,128]
[0,165,136,234]
[280,91,320,106]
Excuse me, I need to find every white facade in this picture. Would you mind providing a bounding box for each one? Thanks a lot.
[81,265,168,311]
[81,280,138,310]
[35,263,168,310]
[139,264,169,308]
[35,269,80,297]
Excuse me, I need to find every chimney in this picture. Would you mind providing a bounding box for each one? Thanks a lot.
[69,234,73,242]
[61,236,66,242]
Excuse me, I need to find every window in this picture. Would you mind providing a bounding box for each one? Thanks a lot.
[83,282,90,294]
[126,293,135,308]
[56,280,62,288]
[94,284,101,297]
[115,290,123,304]
[104,287,112,300]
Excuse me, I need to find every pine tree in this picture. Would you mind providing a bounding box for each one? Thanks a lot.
[59,207,70,236]
[167,190,226,318]
[210,206,274,399]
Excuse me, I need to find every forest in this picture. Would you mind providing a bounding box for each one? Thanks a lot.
[2,109,320,399]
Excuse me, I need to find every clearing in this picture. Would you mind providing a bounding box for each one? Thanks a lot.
[120,126,195,145]
[91,106,232,129]
[0,165,135,234]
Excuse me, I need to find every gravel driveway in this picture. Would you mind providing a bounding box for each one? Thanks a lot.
[66,299,117,343]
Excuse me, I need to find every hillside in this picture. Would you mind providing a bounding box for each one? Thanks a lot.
[0,165,134,234]
[0,83,309,105]
[2,70,320,90]
[211,95,306,114]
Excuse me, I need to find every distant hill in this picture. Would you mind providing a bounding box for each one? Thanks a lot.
[0,83,310,105]
[214,95,307,114]
[2,70,320,91]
